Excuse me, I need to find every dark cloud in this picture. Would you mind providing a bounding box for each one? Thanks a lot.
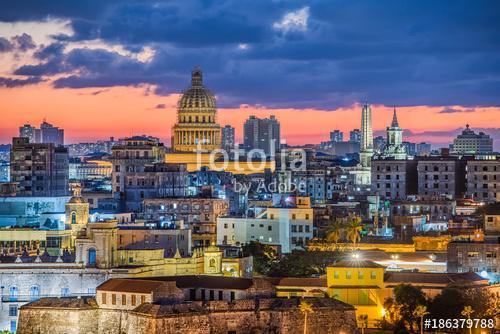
[0,76,43,87]
[0,37,13,52]
[2,0,500,108]
[439,107,476,114]
[154,103,166,109]
[11,33,36,51]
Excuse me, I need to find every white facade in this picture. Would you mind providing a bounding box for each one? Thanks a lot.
[217,207,313,253]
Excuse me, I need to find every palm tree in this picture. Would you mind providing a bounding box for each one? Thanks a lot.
[345,216,363,250]
[358,314,369,334]
[461,305,474,334]
[299,299,314,334]
[325,218,344,246]
[413,305,429,334]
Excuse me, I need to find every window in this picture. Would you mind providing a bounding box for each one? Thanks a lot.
[131,295,136,306]
[121,294,127,305]
[334,270,339,279]
[29,285,40,301]
[358,271,364,279]
[346,271,352,279]
[71,211,77,224]
[371,271,376,279]
[10,321,16,333]
[88,248,96,266]
[467,252,479,258]
[268,226,272,231]
[102,293,107,304]
[9,286,19,302]
[112,293,116,305]
[141,295,146,304]
[230,291,235,301]
[219,291,223,300]
[9,305,17,317]
[292,214,296,220]
[61,288,71,297]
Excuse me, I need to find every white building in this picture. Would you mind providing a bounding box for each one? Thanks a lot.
[217,196,313,253]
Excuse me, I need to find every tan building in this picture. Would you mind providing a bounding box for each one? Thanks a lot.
[171,68,221,152]
[65,186,89,245]
[142,197,229,247]
[75,220,252,277]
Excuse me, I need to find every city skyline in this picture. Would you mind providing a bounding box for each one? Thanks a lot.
[1,1,499,148]
[2,91,499,149]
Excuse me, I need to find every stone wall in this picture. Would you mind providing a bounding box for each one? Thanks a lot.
[17,297,359,334]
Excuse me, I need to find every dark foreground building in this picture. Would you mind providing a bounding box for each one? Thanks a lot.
[17,276,358,334]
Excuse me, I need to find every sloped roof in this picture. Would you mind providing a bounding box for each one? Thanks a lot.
[130,275,255,290]
[384,271,487,285]
[268,277,327,287]
[97,279,167,293]
[329,260,385,269]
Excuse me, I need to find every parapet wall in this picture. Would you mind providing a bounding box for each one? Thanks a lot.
[17,297,358,334]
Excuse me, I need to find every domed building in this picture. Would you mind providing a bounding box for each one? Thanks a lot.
[165,68,275,174]
[172,68,221,152]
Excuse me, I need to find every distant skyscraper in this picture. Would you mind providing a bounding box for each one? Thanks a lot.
[373,136,386,153]
[402,141,416,156]
[452,124,493,154]
[329,130,344,142]
[10,137,69,196]
[19,124,38,143]
[349,129,361,143]
[19,121,64,145]
[40,121,64,146]
[381,108,407,160]
[243,115,280,156]
[221,125,235,150]
[359,103,373,167]
[416,142,431,156]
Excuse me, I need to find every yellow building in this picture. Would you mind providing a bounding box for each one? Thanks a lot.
[172,68,221,152]
[65,185,89,246]
[75,220,252,278]
[166,68,275,174]
[326,260,386,327]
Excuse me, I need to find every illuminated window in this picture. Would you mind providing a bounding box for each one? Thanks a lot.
[346,271,352,279]
[334,270,339,279]
[370,271,377,279]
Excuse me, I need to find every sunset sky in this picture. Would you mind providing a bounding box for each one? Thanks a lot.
[0,1,499,149]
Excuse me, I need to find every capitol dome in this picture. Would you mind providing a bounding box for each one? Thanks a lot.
[171,68,221,152]
[178,68,216,110]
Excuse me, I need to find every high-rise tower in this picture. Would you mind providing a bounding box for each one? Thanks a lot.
[359,103,373,167]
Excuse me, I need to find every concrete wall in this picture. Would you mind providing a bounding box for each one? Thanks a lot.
[0,267,109,332]
[18,299,358,334]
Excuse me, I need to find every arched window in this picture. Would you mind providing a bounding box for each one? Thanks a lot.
[29,285,40,301]
[209,258,216,268]
[9,286,19,302]
[71,211,77,224]
[88,248,96,266]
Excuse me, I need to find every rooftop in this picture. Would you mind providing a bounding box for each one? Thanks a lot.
[329,260,386,269]
[384,271,488,285]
